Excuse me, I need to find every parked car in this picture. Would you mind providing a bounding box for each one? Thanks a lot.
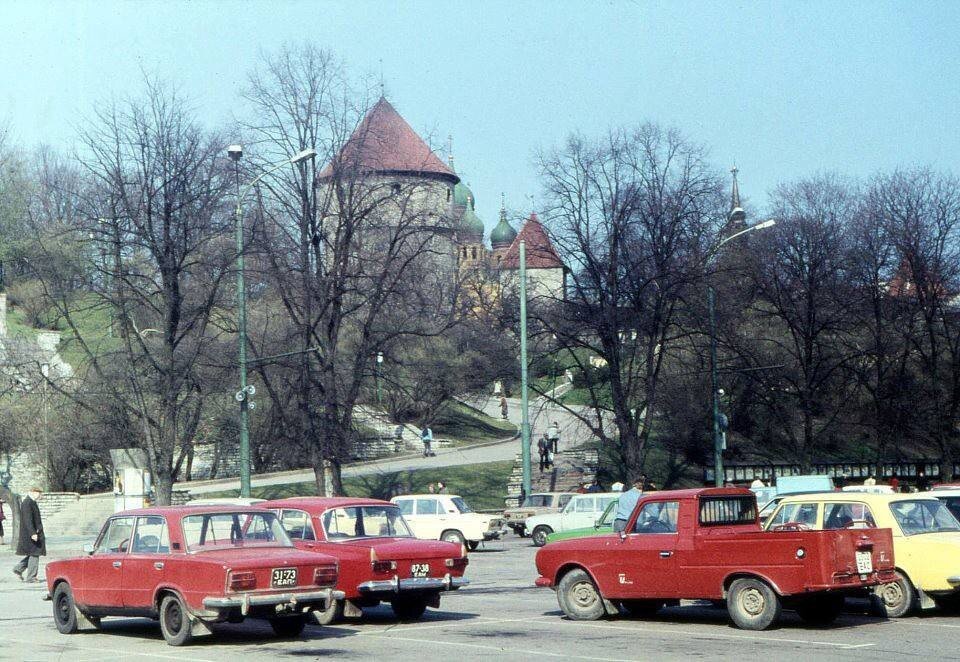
[545,499,617,544]
[502,492,574,537]
[841,485,895,494]
[45,506,344,645]
[932,488,960,521]
[534,487,895,630]
[390,494,506,550]
[525,492,619,547]
[765,492,960,616]
[186,497,267,506]
[263,497,469,624]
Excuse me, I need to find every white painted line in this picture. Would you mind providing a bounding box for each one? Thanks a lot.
[358,632,637,662]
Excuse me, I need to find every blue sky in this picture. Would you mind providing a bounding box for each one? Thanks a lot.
[2,1,958,231]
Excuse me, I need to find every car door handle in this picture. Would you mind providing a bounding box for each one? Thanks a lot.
[154,562,164,570]
[659,551,672,558]
[112,561,122,568]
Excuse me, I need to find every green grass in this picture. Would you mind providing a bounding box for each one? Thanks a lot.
[431,401,516,443]
[202,460,515,511]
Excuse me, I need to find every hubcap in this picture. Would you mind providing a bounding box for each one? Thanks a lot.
[740,587,765,616]
[881,581,904,607]
[571,581,597,609]
[56,595,69,623]
[168,602,182,632]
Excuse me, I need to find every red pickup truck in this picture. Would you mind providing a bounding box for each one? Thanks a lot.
[535,487,895,630]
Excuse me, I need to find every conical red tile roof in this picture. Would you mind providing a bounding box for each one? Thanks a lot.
[319,97,457,181]
[500,213,565,270]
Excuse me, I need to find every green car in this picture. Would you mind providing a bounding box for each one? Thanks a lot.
[544,499,618,543]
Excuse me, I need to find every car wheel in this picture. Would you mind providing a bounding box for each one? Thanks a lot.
[466,540,480,551]
[270,614,307,637]
[532,525,553,547]
[516,525,527,537]
[620,599,663,619]
[557,569,605,621]
[52,583,78,635]
[314,598,344,626]
[391,597,428,621]
[795,595,844,626]
[727,578,782,630]
[873,570,916,618]
[159,594,194,646]
[440,530,465,546]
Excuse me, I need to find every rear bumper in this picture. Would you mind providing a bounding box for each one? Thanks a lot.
[358,575,469,594]
[202,588,345,614]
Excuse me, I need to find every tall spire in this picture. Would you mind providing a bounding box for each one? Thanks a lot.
[447,134,454,170]
[730,165,741,210]
[500,192,506,218]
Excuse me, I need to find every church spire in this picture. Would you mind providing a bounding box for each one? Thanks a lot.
[727,165,747,231]
[730,166,741,210]
[447,134,454,170]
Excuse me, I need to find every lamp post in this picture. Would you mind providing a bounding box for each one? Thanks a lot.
[519,241,531,498]
[228,145,317,497]
[376,352,384,443]
[708,219,775,487]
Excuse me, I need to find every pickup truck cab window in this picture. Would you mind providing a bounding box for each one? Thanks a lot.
[280,509,316,540]
[132,516,169,553]
[96,516,135,554]
[699,496,756,526]
[823,502,876,529]
[633,501,679,534]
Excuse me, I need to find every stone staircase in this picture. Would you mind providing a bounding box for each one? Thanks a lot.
[42,493,115,540]
[352,406,451,459]
[504,448,599,507]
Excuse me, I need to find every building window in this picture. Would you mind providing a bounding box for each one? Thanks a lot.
[446,188,451,201]
[471,247,477,260]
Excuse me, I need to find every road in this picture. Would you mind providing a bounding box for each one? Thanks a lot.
[4,536,960,661]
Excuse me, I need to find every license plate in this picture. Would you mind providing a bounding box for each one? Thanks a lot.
[411,563,429,578]
[272,567,298,588]
[855,550,873,574]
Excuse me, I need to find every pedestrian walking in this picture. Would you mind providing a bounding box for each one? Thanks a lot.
[13,488,45,583]
[0,497,5,545]
[421,426,435,457]
[394,424,404,453]
[500,397,509,420]
[537,435,550,472]
[546,421,560,454]
[613,477,644,532]
[890,472,900,492]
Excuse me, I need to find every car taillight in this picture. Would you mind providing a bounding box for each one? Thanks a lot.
[313,564,338,587]
[446,557,469,570]
[372,560,396,574]
[228,571,256,591]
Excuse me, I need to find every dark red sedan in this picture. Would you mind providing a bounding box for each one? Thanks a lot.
[264,497,469,624]
[45,506,344,645]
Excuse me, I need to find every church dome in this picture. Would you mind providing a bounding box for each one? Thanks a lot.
[459,204,485,239]
[490,210,518,248]
[453,180,474,209]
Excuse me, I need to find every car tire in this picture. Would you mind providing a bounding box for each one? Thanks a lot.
[620,599,663,619]
[727,578,782,630]
[314,598,344,626]
[795,595,844,626]
[516,525,527,537]
[873,570,916,618]
[466,540,480,551]
[52,583,78,635]
[440,530,465,546]
[557,569,605,621]
[270,614,307,637]
[532,525,553,547]
[159,594,194,646]
[391,597,428,621]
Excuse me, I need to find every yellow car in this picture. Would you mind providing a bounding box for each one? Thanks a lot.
[765,492,960,617]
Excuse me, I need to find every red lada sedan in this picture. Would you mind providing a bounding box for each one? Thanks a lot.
[45,506,344,645]
[264,497,469,624]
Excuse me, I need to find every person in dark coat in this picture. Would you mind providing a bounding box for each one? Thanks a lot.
[14,488,45,583]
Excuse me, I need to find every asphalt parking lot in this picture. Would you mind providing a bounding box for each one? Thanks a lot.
[2,536,960,661]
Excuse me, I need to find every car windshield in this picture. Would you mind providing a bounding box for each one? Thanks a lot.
[598,500,618,526]
[451,497,473,513]
[889,500,960,535]
[522,495,550,508]
[181,512,292,552]
[322,505,413,539]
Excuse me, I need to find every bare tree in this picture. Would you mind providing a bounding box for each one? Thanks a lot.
[533,125,724,478]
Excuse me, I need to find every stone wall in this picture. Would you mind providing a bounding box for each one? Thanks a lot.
[0,450,49,496]
[36,492,80,519]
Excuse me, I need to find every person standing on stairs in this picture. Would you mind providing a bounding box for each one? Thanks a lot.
[546,421,560,455]
[421,425,435,457]
[500,397,509,420]
[537,435,550,472]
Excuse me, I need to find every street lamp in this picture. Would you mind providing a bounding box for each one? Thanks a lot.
[228,144,317,497]
[708,219,776,487]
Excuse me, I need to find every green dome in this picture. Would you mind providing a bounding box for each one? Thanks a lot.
[453,181,474,209]
[460,205,485,238]
[490,210,517,248]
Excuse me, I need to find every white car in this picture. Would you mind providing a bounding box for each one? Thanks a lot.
[391,494,507,550]
[525,492,620,547]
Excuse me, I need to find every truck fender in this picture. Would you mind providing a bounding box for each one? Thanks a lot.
[554,563,618,616]
[722,572,783,598]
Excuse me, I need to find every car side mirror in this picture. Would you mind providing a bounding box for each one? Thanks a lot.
[593,519,601,529]
[82,543,95,555]
[619,530,627,541]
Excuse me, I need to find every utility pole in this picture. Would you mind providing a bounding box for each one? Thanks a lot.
[519,241,532,497]
[231,157,252,498]
[708,286,723,487]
